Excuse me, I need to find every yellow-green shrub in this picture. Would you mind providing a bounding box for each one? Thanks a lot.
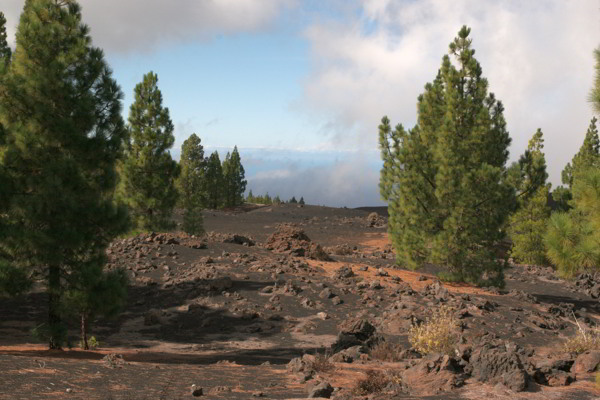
[409,305,459,355]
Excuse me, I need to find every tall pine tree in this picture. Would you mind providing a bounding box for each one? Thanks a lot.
[379,26,514,286]
[177,133,205,235]
[204,151,223,209]
[507,130,551,265]
[0,0,128,348]
[119,71,179,230]
[222,146,246,208]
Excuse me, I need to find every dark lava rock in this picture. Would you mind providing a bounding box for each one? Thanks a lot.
[329,345,363,363]
[401,354,466,395]
[331,317,377,353]
[307,381,334,398]
[334,265,354,279]
[533,357,575,387]
[264,224,331,261]
[319,288,335,299]
[208,276,233,292]
[573,350,600,374]
[191,385,203,397]
[465,343,528,392]
[223,234,255,246]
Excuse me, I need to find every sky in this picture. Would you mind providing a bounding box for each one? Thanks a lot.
[2,0,599,207]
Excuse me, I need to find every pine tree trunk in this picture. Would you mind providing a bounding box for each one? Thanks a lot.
[81,313,88,350]
[48,265,62,349]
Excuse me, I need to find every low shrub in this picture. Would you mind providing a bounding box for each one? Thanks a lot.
[563,325,600,354]
[309,351,334,373]
[408,305,460,355]
[352,370,389,395]
[369,340,403,362]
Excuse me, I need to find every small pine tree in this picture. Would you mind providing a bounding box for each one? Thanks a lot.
[379,26,514,286]
[246,190,254,203]
[289,196,297,204]
[299,197,305,205]
[177,133,205,235]
[0,0,128,348]
[205,151,223,209]
[63,264,128,350]
[118,71,179,230]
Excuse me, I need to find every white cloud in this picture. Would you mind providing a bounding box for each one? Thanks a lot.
[300,0,600,187]
[247,153,383,207]
[2,0,294,53]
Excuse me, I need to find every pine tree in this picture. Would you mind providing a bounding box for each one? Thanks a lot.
[562,117,599,189]
[119,71,179,230]
[507,130,551,265]
[0,12,10,69]
[221,146,246,207]
[299,197,305,205]
[591,47,600,114]
[289,196,297,204]
[379,26,514,286]
[0,0,128,348]
[205,151,223,209]
[545,168,600,277]
[177,133,205,235]
[554,117,600,211]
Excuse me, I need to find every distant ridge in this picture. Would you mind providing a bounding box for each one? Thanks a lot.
[354,206,388,217]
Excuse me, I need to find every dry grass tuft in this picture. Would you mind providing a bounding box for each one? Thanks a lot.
[563,314,600,354]
[408,305,460,355]
[369,340,404,362]
[309,352,335,373]
[352,369,390,395]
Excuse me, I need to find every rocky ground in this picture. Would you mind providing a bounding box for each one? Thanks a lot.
[0,203,599,399]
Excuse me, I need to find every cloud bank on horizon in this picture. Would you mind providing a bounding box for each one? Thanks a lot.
[2,0,599,207]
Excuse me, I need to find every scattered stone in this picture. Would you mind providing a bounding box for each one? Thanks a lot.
[573,351,600,374]
[264,224,331,261]
[143,309,161,326]
[366,212,385,228]
[223,234,256,246]
[465,342,528,392]
[307,381,334,398]
[401,354,466,395]
[209,276,233,292]
[317,312,329,320]
[334,265,354,279]
[191,384,203,397]
[331,317,377,353]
